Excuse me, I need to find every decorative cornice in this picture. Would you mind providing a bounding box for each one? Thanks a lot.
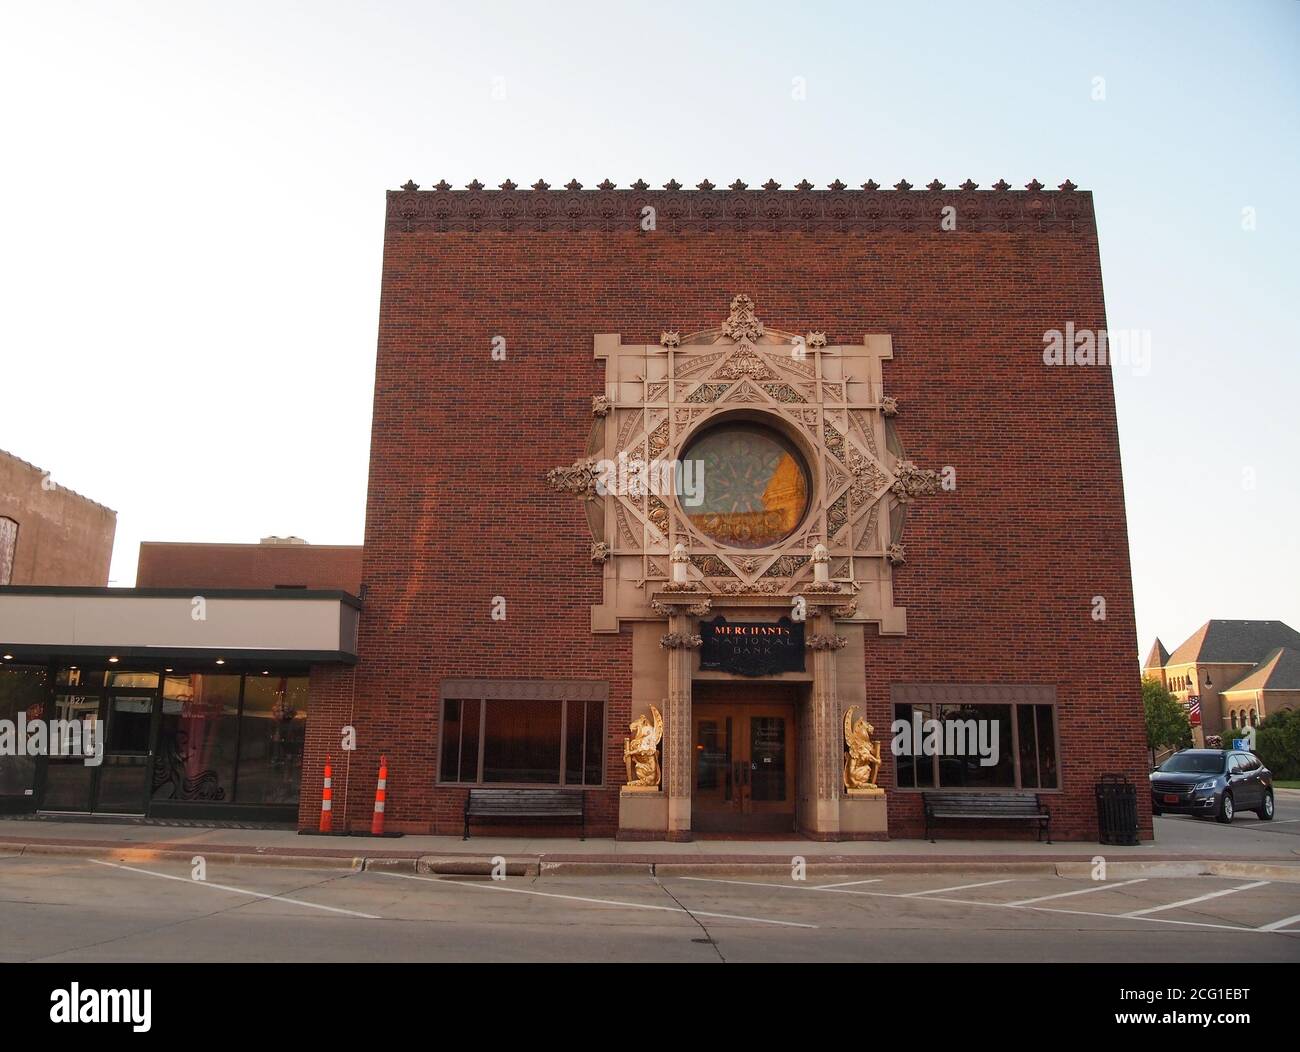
[651,598,712,618]
[807,634,848,651]
[660,632,703,650]
[386,180,1094,234]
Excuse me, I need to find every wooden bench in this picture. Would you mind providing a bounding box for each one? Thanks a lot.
[922,791,1051,843]
[463,788,585,840]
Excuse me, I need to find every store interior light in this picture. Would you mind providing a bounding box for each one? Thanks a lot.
[215,659,225,665]
[108,656,119,664]
[1,655,12,661]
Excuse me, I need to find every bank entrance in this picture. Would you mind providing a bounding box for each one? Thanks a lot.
[691,685,798,833]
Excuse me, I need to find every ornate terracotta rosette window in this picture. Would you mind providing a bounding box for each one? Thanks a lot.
[678,421,811,549]
[546,295,945,633]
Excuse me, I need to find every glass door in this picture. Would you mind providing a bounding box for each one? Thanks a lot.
[39,693,103,811]
[693,710,738,826]
[96,693,157,814]
[693,702,796,833]
[38,690,158,814]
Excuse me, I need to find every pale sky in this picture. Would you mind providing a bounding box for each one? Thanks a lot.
[1,0,1297,660]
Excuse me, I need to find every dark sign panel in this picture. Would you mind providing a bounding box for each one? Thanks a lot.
[699,616,805,677]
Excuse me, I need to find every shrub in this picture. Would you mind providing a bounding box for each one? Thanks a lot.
[1256,708,1300,781]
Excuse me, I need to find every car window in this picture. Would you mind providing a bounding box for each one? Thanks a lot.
[1158,753,1227,774]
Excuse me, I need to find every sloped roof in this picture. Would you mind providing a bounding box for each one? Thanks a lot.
[1166,620,1300,667]
[1221,648,1300,693]
[1144,637,1170,670]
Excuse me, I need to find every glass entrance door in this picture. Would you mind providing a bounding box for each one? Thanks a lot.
[39,693,102,811]
[38,691,158,814]
[692,702,796,833]
[96,693,156,813]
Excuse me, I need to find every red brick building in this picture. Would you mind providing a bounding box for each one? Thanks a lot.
[300,178,1147,842]
[137,539,362,593]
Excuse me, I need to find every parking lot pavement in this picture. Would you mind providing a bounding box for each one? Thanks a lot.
[1,852,1298,963]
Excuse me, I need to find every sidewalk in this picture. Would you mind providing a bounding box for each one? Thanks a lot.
[2,812,1297,874]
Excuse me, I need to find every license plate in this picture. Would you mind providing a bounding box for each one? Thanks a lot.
[1163,794,1179,804]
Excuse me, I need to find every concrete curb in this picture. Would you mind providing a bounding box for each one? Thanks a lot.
[539,861,655,876]
[4,838,1299,880]
[1054,860,1300,882]
[651,860,1063,878]
[6,841,368,871]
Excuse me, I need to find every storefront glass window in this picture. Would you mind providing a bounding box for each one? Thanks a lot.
[442,697,604,786]
[894,701,1057,790]
[0,665,47,797]
[483,698,562,784]
[152,675,241,803]
[236,676,308,804]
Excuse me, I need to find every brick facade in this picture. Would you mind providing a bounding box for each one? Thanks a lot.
[299,182,1149,841]
[136,541,362,593]
[0,448,116,586]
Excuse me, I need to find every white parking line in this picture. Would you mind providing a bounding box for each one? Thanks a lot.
[376,871,817,929]
[899,879,1016,897]
[87,859,380,919]
[1256,911,1300,932]
[678,876,1293,935]
[813,878,884,890]
[1005,878,1148,906]
[1120,881,1269,918]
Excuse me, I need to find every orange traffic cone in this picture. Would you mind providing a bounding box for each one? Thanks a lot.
[318,756,333,834]
[371,754,387,836]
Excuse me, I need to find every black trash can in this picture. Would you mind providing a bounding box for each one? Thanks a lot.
[1095,774,1139,845]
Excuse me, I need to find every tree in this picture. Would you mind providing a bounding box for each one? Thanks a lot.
[1142,676,1192,764]
[1255,708,1300,781]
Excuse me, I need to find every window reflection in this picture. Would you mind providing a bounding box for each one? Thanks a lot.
[680,423,811,549]
[442,697,604,786]
[0,665,47,796]
[152,675,240,802]
[238,676,307,804]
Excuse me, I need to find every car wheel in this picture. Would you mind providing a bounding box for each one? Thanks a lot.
[1217,791,1234,824]
[1257,790,1274,821]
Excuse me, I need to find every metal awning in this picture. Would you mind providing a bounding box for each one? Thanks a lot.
[0,587,360,664]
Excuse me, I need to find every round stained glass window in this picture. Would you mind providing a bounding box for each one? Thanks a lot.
[677,422,812,549]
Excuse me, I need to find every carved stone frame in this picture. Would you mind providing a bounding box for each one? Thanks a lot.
[551,295,940,634]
